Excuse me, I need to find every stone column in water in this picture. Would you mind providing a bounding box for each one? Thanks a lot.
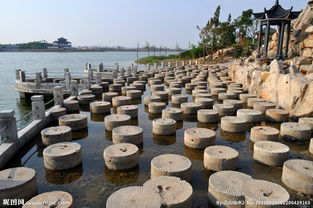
[70,80,78,96]
[19,71,26,82]
[64,72,71,90]
[35,72,42,88]
[0,110,18,143]
[95,72,101,85]
[31,95,45,120]
[154,63,157,69]
[15,69,21,80]
[53,86,63,105]
[42,68,48,80]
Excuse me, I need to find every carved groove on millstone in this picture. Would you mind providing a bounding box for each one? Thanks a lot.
[242,179,290,208]
[143,176,193,208]
[22,191,73,208]
[282,159,313,195]
[208,171,252,208]
[106,186,162,208]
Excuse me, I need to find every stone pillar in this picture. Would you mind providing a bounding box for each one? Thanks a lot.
[87,64,91,70]
[120,68,125,77]
[277,22,285,60]
[42,68,48,80]
[31,95,45,120]
[175,61,178,67]
[189,60,192,65]
[161,62,164,68]
[147,64,151,71]
[168,61,171,68]
[182,61,185,67]
[86,69,92,89]
[64,72,71,90]
[98,63,103,72]
[285,23,291,59]
[53,86,63,105]
[15,69,21,80]
[263,21,271,58]
[154,63,157,69]
[0,110,18,143]
[257,24,263,56]
[95,72,101,85]
[195,60,198,65]
[85,63,88,70]
[19,71,26,82]
[70,80,78,96]
[35,72,42,88]
[133,66,137,76]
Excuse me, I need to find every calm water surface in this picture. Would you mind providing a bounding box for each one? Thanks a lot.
[5,85,313,208]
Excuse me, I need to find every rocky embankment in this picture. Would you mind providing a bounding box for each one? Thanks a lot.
[228,59,313,118]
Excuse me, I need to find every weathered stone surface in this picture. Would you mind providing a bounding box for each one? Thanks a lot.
[204,145,238,171]
[184,128,216,149]
[41,126,72,146]
[23,191,73,208]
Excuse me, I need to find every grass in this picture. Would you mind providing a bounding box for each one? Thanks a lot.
[136,54,179,64]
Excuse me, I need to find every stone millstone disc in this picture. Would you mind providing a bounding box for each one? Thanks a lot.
[106,186,162,208]
[204,146,239,171]
[0,167,37,202]
[253,141,289,167]
[184,128,216,149]
[58,114,88,131]
[43,142,82,171]
[250,126,279,143]
[104,143,139,170]
[104,114,131,131]
[282,159,313,195]
[41,126,72,146]
[22,191,73,208]
[242,179,289,208]
[143,176,193,207]
[208,171,252,207]
[280,122,311,141]
[151,154,192,181]
[112,125,143,145]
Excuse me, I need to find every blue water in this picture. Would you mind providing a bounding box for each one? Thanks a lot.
[0,52,176,128]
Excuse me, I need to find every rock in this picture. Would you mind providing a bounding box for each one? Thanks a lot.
[305,25,313,33]
[242,179,289,208]
[269,59,282,74]
[143,176,193,208]
[304,39,313,48]
[310,138,313,154]
[208,171,252,208]
[303,48,313,57]
[106,186,162,208]
[151,154,192,181]
[282,159,313,195]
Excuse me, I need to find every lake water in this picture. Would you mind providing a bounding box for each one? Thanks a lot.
[0,52,175,128]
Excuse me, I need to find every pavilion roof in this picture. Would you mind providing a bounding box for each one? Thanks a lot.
[253,0,302,20]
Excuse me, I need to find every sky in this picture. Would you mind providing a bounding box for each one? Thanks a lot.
[0,0,307,48]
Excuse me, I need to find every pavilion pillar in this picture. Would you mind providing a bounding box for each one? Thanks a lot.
[263,21,271,58]
[285,23,291,59]
[277,22,285,60]
[257,23,263,57]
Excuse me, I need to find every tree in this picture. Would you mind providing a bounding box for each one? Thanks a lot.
[145,41,150,56]
[53,37,72,48]
[234,9,254,42]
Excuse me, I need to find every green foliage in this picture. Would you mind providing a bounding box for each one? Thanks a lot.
[18,41,53,49]
[136,54,179,64]
[180,46,204,59]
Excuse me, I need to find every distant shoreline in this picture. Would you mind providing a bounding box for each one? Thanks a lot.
[0,48,179,53]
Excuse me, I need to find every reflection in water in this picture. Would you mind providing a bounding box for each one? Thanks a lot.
[131,119,139,126]
[220,131,246,142]
[104,166,139,185]
[148,113,161,121]
[72,128,89,140]
[176,121,183,130]
[90,113,109,122]
[197,122,219,131]
[112,107,117,114]
[132,99,142,105]
[45,163,83,184]
[79,104,91,112]
[105,130,112,141]
[185,89,192,94]
[153,134,176,145]
[184,146,204,161]
[183,114,197,122]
